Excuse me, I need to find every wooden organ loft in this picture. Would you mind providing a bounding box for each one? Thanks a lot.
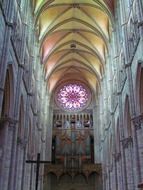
[53,111,93,128]
[51,111,94,171]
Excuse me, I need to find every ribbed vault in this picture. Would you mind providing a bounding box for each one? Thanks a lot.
[31,0,114,96]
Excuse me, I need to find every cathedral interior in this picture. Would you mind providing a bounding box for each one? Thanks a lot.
[0,0,143,190]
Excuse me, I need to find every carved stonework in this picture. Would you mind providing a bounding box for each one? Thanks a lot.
[118,53,127,93]
[132,114,143,130]
[11,12,23,63]
[0,116,18,125]
[113,152,121,162]
[127,13,140,63]
[71,3,80,9]
[121,136,133,149]
[44,163,102,180]
[17,136,26,148]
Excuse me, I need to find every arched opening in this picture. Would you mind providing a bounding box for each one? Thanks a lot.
[17,97,24,140]
[1,70,10,117]
[116,119,121,153]
[135,63,143,182]
[124,96,132,137]
[0,68,13,181]
[135,63,143,114]
[43,173,57,190]
[52,136,56,164]
[139,68,143,113]
[90,136,94,163]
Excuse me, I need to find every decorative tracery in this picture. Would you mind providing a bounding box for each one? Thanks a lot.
[56,83,90,111]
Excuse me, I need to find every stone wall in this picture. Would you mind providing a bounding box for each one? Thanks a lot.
[0,1,51,190]
[98,0,143,189]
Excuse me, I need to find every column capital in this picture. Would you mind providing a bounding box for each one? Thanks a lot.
[113,152,121,161]
[17,137,27,148]
[132,114,143,130]
[121,136,133,148]
[0,116,18,125]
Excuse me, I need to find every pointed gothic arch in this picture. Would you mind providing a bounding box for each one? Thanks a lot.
[124,96,132,137]
[0,65,14,183]
[1,65,14,118]
[17,96,25,140]
[115,118,121,153]
[135,62,143,114]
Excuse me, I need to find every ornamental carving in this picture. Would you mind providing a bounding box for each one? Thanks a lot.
[132,114,143,130]
[127,13,140,60]
[44,163,102,180]
[121,136,133,149]
[55,82,91,112]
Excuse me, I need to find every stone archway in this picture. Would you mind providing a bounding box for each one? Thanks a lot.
[135,62,143,114]
[0,67,14,189]
[0,68,11,162]
[124,96,132,137]
[134,63,143,181]
[139,68,143,113]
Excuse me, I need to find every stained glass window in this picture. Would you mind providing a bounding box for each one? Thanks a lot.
[55,83,90,111]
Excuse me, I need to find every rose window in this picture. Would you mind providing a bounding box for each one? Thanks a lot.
[55,83,91,111]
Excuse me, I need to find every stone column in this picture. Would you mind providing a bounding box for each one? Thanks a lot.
[108,169,111,190]
[118,90,127,190]
[8,64,24,190]
[121,138,128,190]
[122,137,135,190]
[45,102,53,161]
[15,141,25,190]
[110,165,116,190]
[102,170,107,190]
[0,118,17,190]
[132,115,143,185]
[116,153,124,190]
[125,55,141,189]
[113,154,119,190]
[21,148,27,190]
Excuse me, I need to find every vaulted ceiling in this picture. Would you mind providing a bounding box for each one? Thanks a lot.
[31,0,114,96]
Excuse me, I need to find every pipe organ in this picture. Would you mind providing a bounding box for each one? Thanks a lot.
[52,110,94,171]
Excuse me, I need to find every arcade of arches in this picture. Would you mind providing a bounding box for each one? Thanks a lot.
[0,0,143,190]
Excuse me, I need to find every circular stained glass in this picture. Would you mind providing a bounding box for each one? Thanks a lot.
[55,82,91,111]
